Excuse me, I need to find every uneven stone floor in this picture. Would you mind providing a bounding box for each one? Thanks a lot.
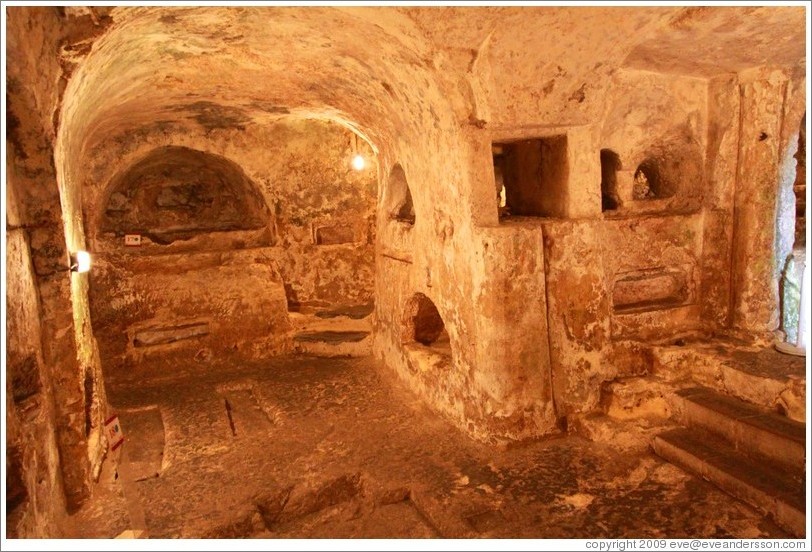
[71,355,788,539]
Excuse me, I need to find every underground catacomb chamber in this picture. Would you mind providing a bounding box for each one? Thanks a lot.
[4,4,808,541]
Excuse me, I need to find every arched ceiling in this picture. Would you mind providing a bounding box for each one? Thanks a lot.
[59,5,807,151]
[59,6,457,166]
[55,5,806,214]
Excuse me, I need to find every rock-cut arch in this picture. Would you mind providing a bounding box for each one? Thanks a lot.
[97,146,271,245]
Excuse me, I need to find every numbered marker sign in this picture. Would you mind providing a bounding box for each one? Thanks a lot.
[124,234,142,246]
[104,415,125,451]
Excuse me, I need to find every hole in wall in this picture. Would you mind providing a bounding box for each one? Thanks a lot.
[600,149,621,211]
[403,293,452,357]
[314,224,357,245]
[413,297,445,346]
[492,136,568,218]
[632,158,674,200]
[99,145,272,245]
[621,132,703,212]
[612,268,690,313]
[387,163,415,225]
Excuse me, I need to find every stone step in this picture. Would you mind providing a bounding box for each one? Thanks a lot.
[571,412,675,454]
[314,303,374,320]
[291,330,372,358]
[672,387,806,472]
[287,310,371,334]
[650,341,806,422]
[601,376,673,420]
[293,331,370,344]
[653,427,805,537]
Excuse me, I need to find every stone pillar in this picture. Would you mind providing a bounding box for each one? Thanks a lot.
[30,221,93,511]
[5,225,69,537]
[541,220,612,417]
[565,126,602,218]
[8,147,93,513]
[730,71,788,337]
[699,75,740,329]
[5,6,109,516]
[472,225,557,439]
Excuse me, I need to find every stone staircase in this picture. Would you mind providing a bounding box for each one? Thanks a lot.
[653,387,805,537]
[579,339,806,536]
[289,303,374,357]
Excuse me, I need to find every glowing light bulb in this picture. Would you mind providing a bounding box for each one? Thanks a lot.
[351,154,366,171]
[71,250,92,273]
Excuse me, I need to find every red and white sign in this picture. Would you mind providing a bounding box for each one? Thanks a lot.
[104,415,125,451]
[124,234,142,246]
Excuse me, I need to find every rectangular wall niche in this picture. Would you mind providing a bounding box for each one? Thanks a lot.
[492,135,568,218]
[314,224,358,245]
[612,268,691,313]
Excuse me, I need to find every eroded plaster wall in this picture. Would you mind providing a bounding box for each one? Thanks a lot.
[599,69,708,343]
[487,69,710,418]
[49,7,567,445]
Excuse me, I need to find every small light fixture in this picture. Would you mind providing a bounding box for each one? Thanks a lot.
[70,250,92,273]
[350,132,365,171]
[351,154,366,171]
